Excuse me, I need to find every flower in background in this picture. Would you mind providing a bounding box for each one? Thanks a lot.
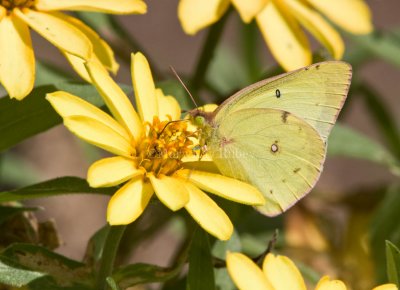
[46,52,265,241]
[178,0,373,71]
[0,0,146,100]
[226,252,398,290]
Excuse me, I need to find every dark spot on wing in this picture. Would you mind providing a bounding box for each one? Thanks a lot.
[269,190,273,194]
[293,168,301,173]
[282,179,286,183]
[305,67,309,71]
[281,111,289,123]
[275,89,281,98]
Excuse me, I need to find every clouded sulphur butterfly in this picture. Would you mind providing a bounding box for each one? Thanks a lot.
[188,61,352,216]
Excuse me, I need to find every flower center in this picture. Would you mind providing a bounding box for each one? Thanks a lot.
[136,116,196,177]
[1,0,35,10]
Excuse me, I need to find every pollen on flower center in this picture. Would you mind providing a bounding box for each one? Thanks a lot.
[1,0,35,10]
[136,116,195,177]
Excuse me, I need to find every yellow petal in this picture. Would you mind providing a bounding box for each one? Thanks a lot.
[372,284,398,290]
[131,52,158,123]
[87,156,143,187]
[184,181,233,240]
[64,115,134,158]
[262,254,306,290]
[149,174,189,211]
[58,13,119,74]
[178,0,230,35]
[107,178,153,225]
[15,9,92,59]
[35,0,147,14]
[256,1,311,71]
[315,276,347,290]
[0,6,6,20]
[0,13,34,100]
[175,169,265,205]
[46,91,129,139]
[306,0,373,34]
[226,252,274,290]
[156,89,181,121]
[284,0,344,60]
[85,60,143,141]
[231,0,268,23]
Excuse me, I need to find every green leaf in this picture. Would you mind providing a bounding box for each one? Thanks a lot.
[1,243,92,288]
[0,152,40,187]
[212,230,241,260]
[35,61,76,86]
[84,225,109,267]
[0,82,132,152]
[328,124,400,176]
[0,256,45,287]
[0,205,37,225]
[386,240,400,286]
[0,176,114,203]
[106,276,121,290]
[187,228,215,290]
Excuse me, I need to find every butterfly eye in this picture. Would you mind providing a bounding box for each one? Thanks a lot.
[194,116,205,126]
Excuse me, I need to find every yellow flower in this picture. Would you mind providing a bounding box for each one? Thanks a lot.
[0,0,146,100]
[178,0,373,71]
[46,52,265,241]
[226,252,398,290]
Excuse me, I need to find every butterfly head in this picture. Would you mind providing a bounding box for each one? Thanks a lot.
[187,109,214,128]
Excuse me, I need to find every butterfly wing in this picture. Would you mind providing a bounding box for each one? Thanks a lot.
[213,61,352,141]
[209,108,326,216]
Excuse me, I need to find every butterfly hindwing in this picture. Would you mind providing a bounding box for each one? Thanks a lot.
[209,108,326,216]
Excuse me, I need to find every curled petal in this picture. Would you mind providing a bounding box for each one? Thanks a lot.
[131,52,158,123]
[35,0,147,14]
[184,181,233,240]
[262,254,306,290]
[0,13,34,100]
[178,0,230,35]
[306,0,373,34]
[315,276,347,290]
[88,156,143,187]
[15,9,92,59]
[256,1,311,71]
[176,169,265,205]
[226,252,274,290]
[149,174,189,211]
[107,178,153,225]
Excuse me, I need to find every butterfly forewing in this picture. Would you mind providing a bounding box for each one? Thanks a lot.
[213,61,352,141]
[209,108,326,216]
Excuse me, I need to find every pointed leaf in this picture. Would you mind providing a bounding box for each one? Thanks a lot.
[386,240,400,286]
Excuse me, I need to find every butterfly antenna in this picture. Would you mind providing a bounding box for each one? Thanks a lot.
[169,65,198,109]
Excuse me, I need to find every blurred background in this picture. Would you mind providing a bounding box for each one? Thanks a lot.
[1,0,400,289]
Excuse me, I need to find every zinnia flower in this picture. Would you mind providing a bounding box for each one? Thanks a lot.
[226,252,398,290]
[46,52,265,240]
[178,0,373,71]
[0,0,146,100]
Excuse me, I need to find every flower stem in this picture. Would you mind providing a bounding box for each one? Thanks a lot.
[190,8,232,101]
[95,225,126,290]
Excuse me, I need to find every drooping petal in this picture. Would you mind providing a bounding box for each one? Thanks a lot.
[87,156,143,187]
[46,91,129,139]
[231,0,268,23]
[315,276,347,290]
[15,9,92,59]
[0,13,34,100]
[256,1,311,71]
[175,169,265,205]
[63,115,134,158]
[178,0,230,35]
[58,13,118,79]
[149,174,189,211]
[107,178,153,225]
[262,254,306,290]
[284,0,344,60]
[131,52,158,123]
[226,252,274,290]
[372,284,398,290]
[85,60,143,141]
[36,0,146,14]
[306,0,373,34]
[156,89,181,121]
[184,181,233,240]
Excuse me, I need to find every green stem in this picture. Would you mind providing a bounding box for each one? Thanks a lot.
[190,8,232,101]
[96,225,126,290]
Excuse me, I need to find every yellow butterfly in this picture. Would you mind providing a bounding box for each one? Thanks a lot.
[188,61,352,216]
